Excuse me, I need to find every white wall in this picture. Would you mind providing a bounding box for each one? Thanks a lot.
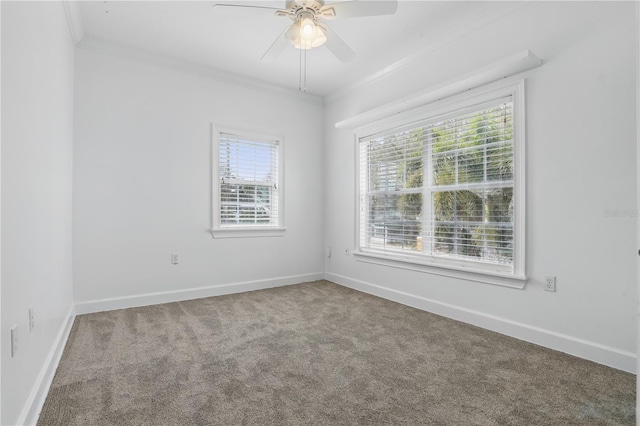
[72,47,325,305]
[324,2,637,372]
[0,2,634,424]
[1,2,75,424]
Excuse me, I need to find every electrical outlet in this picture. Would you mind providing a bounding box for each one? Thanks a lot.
[544,276,556,292]
[344,248,351,256]
[171,253,179,265]
[29,308,35,332]
[10,325,18,357]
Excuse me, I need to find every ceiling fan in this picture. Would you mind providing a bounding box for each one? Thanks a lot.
[212,0,399,62]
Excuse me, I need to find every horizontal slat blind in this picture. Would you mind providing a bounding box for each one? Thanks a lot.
[219,133,279,227]
[359,96,514,268]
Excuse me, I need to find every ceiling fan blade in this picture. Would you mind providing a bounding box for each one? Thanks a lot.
[320,24,355,62]
[212,3,282,15]
[261,26,293,62]
[321,0,398,19]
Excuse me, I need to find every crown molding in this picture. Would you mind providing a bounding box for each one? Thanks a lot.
[76,36,324,106]
[62,1,84,45]
[335,50,541,129]
[324,1,544,105]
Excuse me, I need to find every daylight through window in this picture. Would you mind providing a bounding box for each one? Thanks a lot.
[358,90,522,277]
[218,132,280,227]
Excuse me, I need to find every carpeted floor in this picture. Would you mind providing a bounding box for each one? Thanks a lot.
[38,280,635,425]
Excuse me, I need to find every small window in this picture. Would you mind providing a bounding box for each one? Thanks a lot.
[356,81,525,287]
[211,127,285,238]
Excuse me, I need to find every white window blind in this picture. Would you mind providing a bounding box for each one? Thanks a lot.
[359,96,516,271]
[218,132,280,227]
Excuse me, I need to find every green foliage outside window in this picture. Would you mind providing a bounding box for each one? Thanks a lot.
[364,101,514,264]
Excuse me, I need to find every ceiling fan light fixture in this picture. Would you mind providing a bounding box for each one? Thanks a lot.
[310,24,327,47]
[285,15,326,50]
[285,21,301,43]
[300,16,316,40]
[285,21,309,49]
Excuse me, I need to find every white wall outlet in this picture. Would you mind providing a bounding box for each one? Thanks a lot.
[544,276,556,292]
[29,308,35,332]
[171,253,179,265]
[344,248,351,256]
[10,325,18,357]
[327,246,332,258]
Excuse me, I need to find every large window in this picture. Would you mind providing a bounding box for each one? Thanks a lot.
[211,127,284,238]
[356,81,525,286]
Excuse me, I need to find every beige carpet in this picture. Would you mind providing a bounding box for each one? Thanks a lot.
[38,280,635,425]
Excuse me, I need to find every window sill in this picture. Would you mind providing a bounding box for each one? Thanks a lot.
[210,227,286,239]
[353,251,527,289]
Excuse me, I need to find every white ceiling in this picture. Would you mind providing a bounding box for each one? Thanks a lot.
[77,1,526,97]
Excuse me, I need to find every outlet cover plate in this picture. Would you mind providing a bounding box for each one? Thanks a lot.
[544,276,556,292]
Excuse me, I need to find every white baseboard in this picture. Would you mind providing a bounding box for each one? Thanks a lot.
[325,272,637,374]
[74,273,326,315]
[19,306,76,426]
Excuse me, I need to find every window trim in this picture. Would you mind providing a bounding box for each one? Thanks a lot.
[353,79,526,288]
[211,125,285,239]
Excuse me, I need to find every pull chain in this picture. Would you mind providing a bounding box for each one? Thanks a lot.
[303,48,307,92]
[298,46,308,93]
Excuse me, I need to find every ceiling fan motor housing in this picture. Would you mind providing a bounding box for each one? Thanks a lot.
[277,0,335,22]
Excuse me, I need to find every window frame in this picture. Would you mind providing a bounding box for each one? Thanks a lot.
[354,79,526,288]
[211,125,286,239]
